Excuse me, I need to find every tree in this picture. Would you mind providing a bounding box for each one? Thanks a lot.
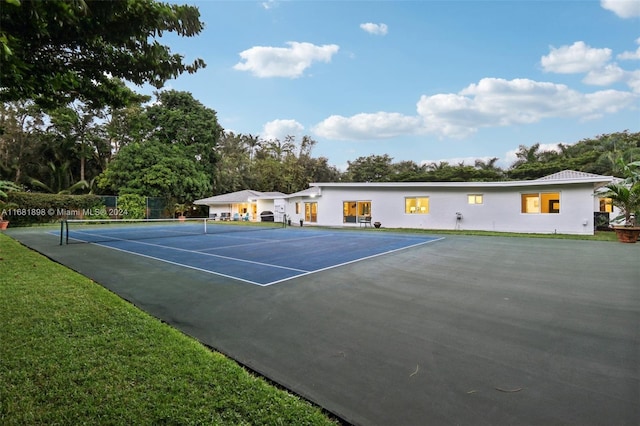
[116,193,146,219]
[345,154,394,182]
[0,101,45,183]
[97,91,220,202]
[0,180,20,222]
[390,160,427,182]
[599,182,640,226]
[97,141,211,203]
[47,103,105,182]
[104,102,151,156]
[511,143,542,168]
[144,90,222,178]
[1,0,206,109]
[213,132,255,194]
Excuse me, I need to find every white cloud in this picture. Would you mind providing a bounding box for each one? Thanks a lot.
[234,42,340,78]
[626,69,640,93]
[261,119,304,141]
[583,63,627,85]
[618,37,640,60]
[422,78,636,132]
[313,112,422,140]
[313,77,638,141]
[600,0,640,18]
[261,0,277,10]
[360,23,388,35]
[541,41,611,74]
[539,39,640,92]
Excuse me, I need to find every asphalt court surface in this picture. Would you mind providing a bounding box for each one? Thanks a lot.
[62,226,442,285]
[8,227,640,425]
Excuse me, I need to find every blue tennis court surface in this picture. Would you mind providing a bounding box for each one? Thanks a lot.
[65,226,443,286]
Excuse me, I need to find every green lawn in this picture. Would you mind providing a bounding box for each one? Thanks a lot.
[407,228,620,241]
[329,224,620,242]
[0,233,336,425]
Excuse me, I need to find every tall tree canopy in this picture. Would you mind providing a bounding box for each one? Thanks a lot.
[0,0,206,108]
[97,91,221,203]
[96,141,211,201]
[144,90,221,178]
[346,154,394,182]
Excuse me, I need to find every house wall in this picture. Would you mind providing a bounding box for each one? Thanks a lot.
[205,202,255,220]
[201,199,284,221]
[308,183,598,235]
[593,191,622,226]
[257,199,286,221]
[285,197,318,225]
[205,205,232,219]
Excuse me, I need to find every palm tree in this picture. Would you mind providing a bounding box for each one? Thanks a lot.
[0,180,20,199]
[512,143,541,167]
[0,180,20,222]
[600,183,640,226]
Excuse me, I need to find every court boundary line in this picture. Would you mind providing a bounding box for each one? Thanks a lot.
[195,233,334,252]
[97,237,310,272]
[66,231,445,286]
[88,243,270,286]
[261,236,445,286]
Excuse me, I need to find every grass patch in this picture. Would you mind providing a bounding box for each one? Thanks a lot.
[0,234,336,425]
[339,226,619,242]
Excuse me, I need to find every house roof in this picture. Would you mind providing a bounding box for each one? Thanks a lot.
[195,171,615,204]
[309,171,614,189]
[286,186,322,198]
[535,170,611,181]
[194,189,286,205]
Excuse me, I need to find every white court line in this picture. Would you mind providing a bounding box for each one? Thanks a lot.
[90,243,267,286]
[70,231,444,286]
[195,233,334,252]
[98,237,310,273]
[260,236,445,286]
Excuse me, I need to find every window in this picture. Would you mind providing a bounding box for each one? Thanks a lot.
[468,194,483,205]
[599,197,613,213]
[343,201,371,223]
[405,197,429,214]
[295,202,300,214]
[521,192,560,214]
[342,200,371,222]
[305,202,317,222]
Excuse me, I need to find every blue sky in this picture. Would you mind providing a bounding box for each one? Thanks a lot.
[148,0,640,170]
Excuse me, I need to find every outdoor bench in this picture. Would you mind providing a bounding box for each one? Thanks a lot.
[358,216,372,227]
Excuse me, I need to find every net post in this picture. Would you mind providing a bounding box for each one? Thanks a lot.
[60,220,64,245]
[203,217,207,234]
[65,220,69,244]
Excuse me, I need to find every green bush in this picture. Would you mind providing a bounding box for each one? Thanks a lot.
[116,194,146,219]
[5,193,105,226]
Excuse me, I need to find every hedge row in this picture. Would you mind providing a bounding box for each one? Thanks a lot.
[4,193,106,226]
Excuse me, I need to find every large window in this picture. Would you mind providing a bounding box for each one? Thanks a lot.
[305,202,317,223]
[343,200,371,223]
[521,192,560,214]
[405,197,429,214]
[599,197,613,213]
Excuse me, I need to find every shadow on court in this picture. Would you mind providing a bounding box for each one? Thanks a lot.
[9,228,640,426]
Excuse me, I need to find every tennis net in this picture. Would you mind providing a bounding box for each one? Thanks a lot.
[62,217,285,244]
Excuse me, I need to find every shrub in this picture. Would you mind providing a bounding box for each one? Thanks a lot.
[5,193,105,226]
[116,194,146,219]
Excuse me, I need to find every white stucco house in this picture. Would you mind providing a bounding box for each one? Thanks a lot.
[194,171,617,235]
[193,189,287,221]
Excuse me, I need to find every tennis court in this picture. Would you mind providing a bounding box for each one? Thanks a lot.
[7,226,639,425]
[60,219,442,286]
